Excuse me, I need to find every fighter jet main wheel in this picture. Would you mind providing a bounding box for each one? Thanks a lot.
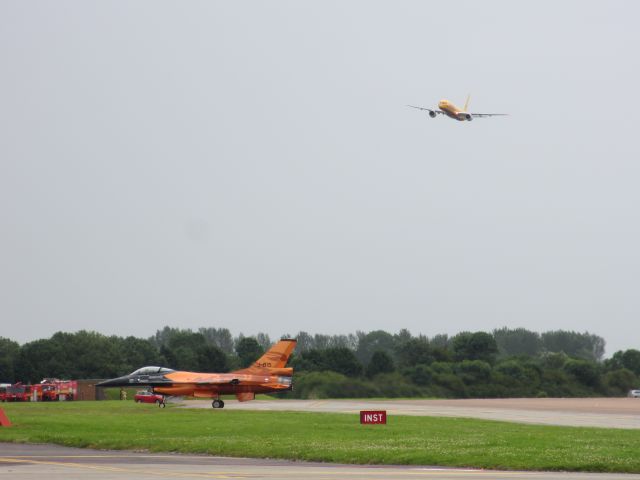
[212,399,224,409]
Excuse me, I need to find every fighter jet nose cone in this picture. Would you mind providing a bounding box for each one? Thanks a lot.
[96,376,130,387]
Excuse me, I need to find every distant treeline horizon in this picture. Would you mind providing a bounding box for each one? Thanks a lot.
[1,327,638,399]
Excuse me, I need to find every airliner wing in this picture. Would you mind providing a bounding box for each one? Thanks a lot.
[406,105,444,115]
[470,113,509,118]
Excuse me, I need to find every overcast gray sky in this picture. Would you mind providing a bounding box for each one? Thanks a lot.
[2,1,639,355]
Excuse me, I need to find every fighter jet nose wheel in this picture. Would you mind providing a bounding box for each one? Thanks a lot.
[212,399,225,409]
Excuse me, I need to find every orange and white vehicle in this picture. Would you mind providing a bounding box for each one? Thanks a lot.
[407,95,507,121]
[98,339,296,409]
[38,379,77,401]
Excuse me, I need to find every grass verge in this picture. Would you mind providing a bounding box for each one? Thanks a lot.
[0,401,639,472]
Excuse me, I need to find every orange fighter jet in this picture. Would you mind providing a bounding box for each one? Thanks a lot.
[97,338,296,408]
[407,95,507,121]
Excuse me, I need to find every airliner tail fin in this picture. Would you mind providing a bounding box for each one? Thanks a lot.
[464,94,471,112]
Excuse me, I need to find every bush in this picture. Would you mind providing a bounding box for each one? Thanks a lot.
[541,352,569,369]
[430,362,453,375]
[366,351,395,377]
[540,368,583,397]
[402,364,433,386]
[564,359,600,388]
[455,360,491,384]
[291,371,378,399]
[292,347,364,377]
[373,372,425,397]
[603,368,637,396]
[451,332,498,364]
[432,373,467,397]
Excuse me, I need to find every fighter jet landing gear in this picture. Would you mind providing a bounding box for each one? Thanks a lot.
[212,399,225,409]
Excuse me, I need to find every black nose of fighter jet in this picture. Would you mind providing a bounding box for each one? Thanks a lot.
[96,375,133,387]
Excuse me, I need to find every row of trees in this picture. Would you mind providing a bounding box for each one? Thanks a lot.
[288,333,639,399]
[0,327,638,399]
[0,328,266,383]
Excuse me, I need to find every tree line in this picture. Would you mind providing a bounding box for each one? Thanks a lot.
[0,327,638,399]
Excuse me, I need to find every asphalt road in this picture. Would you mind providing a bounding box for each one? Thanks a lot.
[183,397,640,429]
[2,444,640,480]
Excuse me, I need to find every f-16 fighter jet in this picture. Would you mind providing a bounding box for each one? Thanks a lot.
[97,338,296,408]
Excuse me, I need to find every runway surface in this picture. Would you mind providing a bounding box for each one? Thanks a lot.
[2,444,640,480]
[183,397,640,429]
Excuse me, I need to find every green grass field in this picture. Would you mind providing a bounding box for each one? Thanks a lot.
[0,401,639,472]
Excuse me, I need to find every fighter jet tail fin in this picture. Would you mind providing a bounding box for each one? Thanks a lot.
[233,338,297,374]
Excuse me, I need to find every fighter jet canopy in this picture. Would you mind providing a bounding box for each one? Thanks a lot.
[129,366,175,375]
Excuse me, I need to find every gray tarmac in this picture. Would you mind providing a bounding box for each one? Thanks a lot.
[184,397,640,429]
[2,443,640,480]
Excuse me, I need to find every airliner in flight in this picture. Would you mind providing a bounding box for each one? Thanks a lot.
[407,95,507,121]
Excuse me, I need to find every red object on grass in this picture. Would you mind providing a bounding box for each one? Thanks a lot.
[360,410,386,424]
[0,408,12,427]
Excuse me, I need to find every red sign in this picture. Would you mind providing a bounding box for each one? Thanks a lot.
[360,410,386,424]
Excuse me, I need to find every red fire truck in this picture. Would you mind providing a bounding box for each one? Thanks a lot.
[0,383,10,402]
[3,383,33,402]
[38,379,77,401]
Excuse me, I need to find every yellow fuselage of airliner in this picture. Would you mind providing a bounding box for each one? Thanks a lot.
[438,99,471,121]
